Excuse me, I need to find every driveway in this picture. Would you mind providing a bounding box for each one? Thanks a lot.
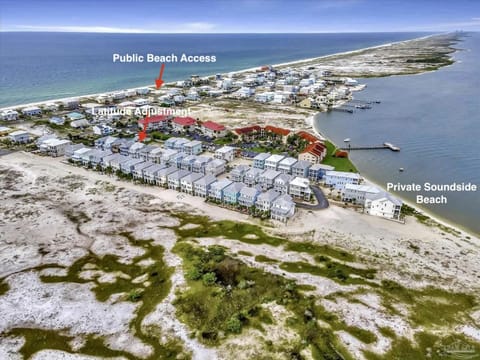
[294,185,329,210]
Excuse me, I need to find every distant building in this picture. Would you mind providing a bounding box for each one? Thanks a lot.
[21,106,42,116]
[264,125,291,144]
[201,120,227,138]
[172,117,196,132]
[8,130,30,143]
[138,115,169,131]
[0,110,19,121]
[38,138,71,157]
[299,142,327,164]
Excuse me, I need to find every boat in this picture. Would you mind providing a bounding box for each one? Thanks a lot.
[343,138,351,142]
[399,168,404,172]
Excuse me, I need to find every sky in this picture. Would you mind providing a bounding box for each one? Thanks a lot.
[1,0,479,33]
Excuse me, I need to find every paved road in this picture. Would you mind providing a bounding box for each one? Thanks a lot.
[295,185,329,210]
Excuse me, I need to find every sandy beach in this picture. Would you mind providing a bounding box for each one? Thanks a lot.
[1,151,479,359]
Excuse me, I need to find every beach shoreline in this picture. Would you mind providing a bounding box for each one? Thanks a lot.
[0,32,452,112]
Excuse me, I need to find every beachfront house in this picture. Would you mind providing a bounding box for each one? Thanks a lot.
[364,192,403,220]
[204,158,226,176]
[274,173,293,194]
[143,164,166,184]
[132,161,154,180]
[308,164,334,181]
[222,182,245,205]
[243,167,263,187]
[270,194,296,223]
[229,165,250,182]
[255,189,281,212]
[201,121,227,138]
[253,153,271,170]
[278,157,298,174]
[167,169,190,190]
[172,117,196,133]
[1,109,19,121]
[342,184,381,205]
[183,140,203,155]
[289,176,312,200]
[62,98,79,110]
[264,154,285,171]
[71,147,92,164]
[120,158,144,175]
[180,172,204,194]
[258,169,281,190]
[291,160,311,178]
[38,138,72,157]
[324,170,362,190]
[208,179,233,202]
[21,106,42,116]
[100,153,123,170]
[192,156,212,174]
[194,174,217,197]
[214,145,236,162]
[94,136,118,151]
[86,149,112,167]
[155,166,178,186]
[238,186,261,208]
[8,130,31,144]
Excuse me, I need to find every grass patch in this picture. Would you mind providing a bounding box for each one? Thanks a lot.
[35,232,189,359]
[254,255,278,264]
[279,261,376,285]
[237,250,253,257]
[0,278,9,295]
[173,242,354,359]
[364,332,480,360]
[380,280,477,327]
[170,213,285,247]
[284,241,356,262]
[321,140,358,172]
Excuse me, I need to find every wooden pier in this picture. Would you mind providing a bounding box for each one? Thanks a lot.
[341,142,400,152]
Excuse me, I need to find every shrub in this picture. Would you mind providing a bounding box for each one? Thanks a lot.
[226,315,242,333]
[186,267,202,280]
[202,272,217,286]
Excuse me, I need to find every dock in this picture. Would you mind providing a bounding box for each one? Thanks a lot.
[331,107,353,113]
[341,142,400,152]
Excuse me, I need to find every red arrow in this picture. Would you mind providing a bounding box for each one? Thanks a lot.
[155,63,165,89]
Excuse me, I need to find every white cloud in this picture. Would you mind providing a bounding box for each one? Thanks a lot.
[5,22,217,33]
